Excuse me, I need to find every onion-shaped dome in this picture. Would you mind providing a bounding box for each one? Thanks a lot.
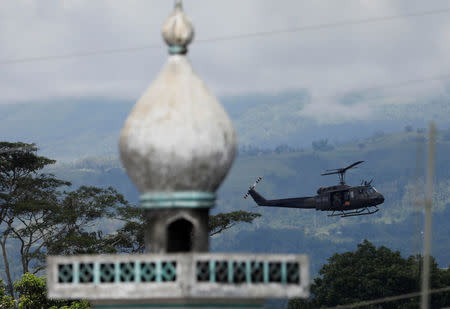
[119,2,237,194]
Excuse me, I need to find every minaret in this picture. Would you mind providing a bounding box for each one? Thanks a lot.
[119,0,236,254]
[47,3,308,308]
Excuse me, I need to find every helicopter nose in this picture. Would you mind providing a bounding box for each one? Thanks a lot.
[376,194,385,205]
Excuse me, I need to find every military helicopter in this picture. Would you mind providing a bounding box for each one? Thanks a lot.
[243,161,384,218]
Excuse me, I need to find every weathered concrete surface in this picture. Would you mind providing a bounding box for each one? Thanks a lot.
[47,253,309,301]
[119,53,237,194]
[162,1,194,51]
[144,208,210,253]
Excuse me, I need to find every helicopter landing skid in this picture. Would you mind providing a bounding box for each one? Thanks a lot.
[328,206,379,218]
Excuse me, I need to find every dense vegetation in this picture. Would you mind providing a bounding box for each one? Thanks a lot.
[0,274,89,308]
[288,240,450,308]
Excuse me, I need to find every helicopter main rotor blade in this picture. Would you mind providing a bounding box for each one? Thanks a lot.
[321,161,364,177]
[321,171,339,176]
[342,160,364,171]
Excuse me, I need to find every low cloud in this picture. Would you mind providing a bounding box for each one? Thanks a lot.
[1,0,449,114]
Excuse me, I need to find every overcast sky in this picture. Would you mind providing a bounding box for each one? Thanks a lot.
[1,0,449,117]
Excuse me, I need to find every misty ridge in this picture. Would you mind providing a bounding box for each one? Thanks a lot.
[0,89,449,160]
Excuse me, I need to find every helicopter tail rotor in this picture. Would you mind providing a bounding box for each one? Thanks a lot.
[243,176,263,199]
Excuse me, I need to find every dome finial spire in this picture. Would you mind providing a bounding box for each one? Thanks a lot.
[162,1,194,55]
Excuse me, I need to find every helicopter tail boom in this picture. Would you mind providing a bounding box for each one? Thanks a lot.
[247,189,268,205]
[247,188,316,209]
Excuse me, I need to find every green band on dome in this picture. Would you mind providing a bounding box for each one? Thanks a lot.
[169,45,187,55]
[140,191,216,209]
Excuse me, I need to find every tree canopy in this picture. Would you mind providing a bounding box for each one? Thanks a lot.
[105,207,261,253]
[288,240,450,308]
[0,143,128,295]
[0,141,261,297]
[209,211,261,236]
[13,273,89,309]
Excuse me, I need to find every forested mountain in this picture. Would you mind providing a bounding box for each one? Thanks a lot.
[44,129,450,274]
[1,91,449,280]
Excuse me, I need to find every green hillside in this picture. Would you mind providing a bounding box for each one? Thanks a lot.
[44,129,450,273]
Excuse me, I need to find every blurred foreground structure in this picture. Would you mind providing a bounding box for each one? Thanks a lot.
[47,3,309,308]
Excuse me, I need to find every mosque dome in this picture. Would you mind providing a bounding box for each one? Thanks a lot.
[119,2,237,193]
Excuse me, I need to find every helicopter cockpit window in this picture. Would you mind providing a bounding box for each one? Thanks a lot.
[350,191,355,199]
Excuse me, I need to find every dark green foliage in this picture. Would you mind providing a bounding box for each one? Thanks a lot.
[0,279,15,308]
[103,205,145,253]
[288,240,450,308]
[105,207,262,253]
[286,299,314,309]
[46,186,128,256]
[15,273,56,308]
[0,142,69,295]
[209,211,261,236]
[0,142,128,296]
[12,273,89,309]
